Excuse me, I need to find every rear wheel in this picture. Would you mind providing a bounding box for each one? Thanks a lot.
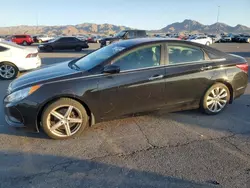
[206,41,210,46]
[201,83,230,115]
[0,62,18,80]
[41,98,88,139]
[39,39,42,43]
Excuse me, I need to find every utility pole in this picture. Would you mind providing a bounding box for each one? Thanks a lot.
[217,6,220,34]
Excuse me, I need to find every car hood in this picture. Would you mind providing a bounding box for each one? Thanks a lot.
[8,61,81,93]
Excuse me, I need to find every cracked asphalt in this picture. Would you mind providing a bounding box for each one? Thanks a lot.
[0,43,250,188]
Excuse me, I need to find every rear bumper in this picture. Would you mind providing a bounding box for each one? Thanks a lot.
[18,57,42,71]
[234,86,247,100]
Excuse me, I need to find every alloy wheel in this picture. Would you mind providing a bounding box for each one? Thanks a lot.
[47,105,83,137]
[0,64,16,79]
[206,87,228,113]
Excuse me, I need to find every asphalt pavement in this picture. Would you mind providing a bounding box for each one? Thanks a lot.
[0,43,250,188]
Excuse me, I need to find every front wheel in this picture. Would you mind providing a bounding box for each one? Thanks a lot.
[0,62,18,80]
[42,98,88,139]
[201,83,230,115]
[206,41,211,46]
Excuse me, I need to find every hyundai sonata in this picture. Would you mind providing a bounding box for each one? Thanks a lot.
[4,38,248,139]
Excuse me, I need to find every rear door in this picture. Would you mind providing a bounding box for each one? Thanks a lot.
[54,38,73,50]
[98,43,167,120]
[163,42,216,108]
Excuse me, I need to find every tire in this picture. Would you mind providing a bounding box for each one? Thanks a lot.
[46,46,53,52]
[75,46,82,52]
[39,39,42,43]
[22,41,28,46]
[0,62,19,80]
[41,98,88,140]
[201,83,230,115]
[206,41,210,46]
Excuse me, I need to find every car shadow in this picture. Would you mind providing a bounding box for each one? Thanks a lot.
[0,151,219,188]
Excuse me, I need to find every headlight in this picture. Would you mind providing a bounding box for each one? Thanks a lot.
[4,85,42,103]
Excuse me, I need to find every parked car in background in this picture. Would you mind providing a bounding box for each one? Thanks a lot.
[239,35,250,43]
[4,38,248,139]
[87,36,98,43]
[100,30,147,47]
[187,35,212,45]
[207,35,221,43]
[37,35,54,43]
[38,36,89,52]
[0,41,41,79]
[220,35,232,42]
[10,35,34,45]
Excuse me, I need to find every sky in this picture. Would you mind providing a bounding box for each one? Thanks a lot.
[1,0,250,30]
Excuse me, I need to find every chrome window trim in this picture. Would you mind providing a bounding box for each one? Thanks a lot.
[47,58,226,84]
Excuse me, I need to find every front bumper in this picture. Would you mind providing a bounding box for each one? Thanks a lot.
[4,100,39,132]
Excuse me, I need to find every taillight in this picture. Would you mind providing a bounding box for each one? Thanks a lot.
[236,63,248,73]
[26,53,38,58]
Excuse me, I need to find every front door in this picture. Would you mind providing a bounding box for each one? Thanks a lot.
[164,43,216,108]
[98,44,166,120]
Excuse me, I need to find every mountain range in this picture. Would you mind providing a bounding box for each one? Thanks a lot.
[0,19,249,36]
[160,19,250,34]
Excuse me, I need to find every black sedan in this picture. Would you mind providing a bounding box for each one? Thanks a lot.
[4,38,248,139]
[38,36,89,52]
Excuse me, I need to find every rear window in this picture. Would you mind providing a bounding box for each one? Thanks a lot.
[0,41,26,49]
[0,45,8,52]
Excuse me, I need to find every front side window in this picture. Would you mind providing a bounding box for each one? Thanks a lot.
[112,45,161,71]
[73,43,127,70]
[168,45,204,64]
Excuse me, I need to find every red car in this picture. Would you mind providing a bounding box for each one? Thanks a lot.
[11,34,34,45]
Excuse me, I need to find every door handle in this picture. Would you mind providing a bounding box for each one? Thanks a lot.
[148,75,164,81]
[200,65,213,71]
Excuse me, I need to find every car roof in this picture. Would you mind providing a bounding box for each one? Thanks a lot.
[115,37,187,46]
[114,38,226,56]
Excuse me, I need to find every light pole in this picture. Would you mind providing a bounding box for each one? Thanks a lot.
[216,6,220,34]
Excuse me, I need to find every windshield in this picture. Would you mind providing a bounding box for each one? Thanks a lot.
[114,31,127,38]
[73,43,127,70]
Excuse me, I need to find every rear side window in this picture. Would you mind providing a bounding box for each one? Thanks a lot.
[206,51,222,60]
[58,37,76,42]
[0,45,8,52]
[137,31,146,37]
[14,35,25,38]
[168,45,205,64]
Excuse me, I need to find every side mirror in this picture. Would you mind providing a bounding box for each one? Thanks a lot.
[103,65,120,74]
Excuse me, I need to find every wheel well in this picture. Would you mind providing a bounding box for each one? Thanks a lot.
[215,81,234,104]
[36,96,93,131]
[0,61,19,71]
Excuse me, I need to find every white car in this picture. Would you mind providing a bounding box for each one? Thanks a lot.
[188,36,213,46]
[37,35,54,43]
[0,41,41,80]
